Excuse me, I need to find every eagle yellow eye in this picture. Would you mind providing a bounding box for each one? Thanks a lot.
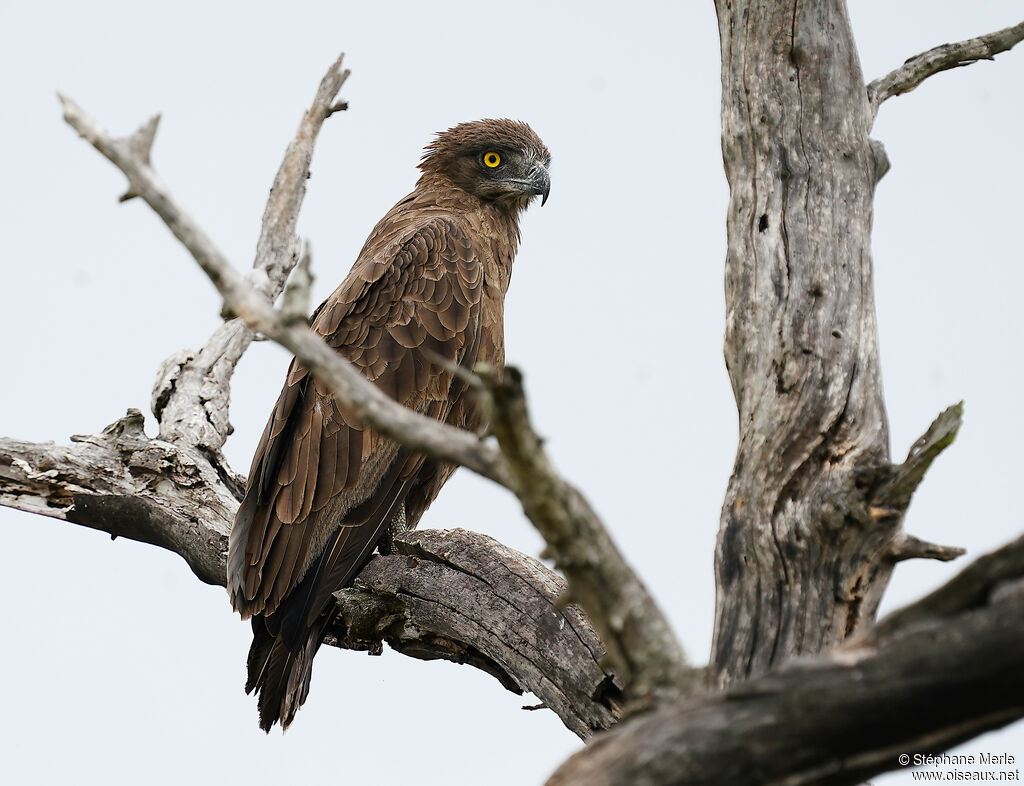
[483,151,501,168]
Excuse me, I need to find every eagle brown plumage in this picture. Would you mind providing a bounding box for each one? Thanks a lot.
[227,118,550,731]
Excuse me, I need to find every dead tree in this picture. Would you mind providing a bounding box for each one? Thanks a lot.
[2,4,1023,784]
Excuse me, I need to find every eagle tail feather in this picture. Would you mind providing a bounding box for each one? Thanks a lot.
[247,613,332,733]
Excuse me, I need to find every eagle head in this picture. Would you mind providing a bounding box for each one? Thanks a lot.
[419,118,551,210]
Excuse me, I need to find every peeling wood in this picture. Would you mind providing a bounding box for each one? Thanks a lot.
[549,541,1024,785]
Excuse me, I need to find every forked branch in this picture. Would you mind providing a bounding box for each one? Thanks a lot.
[0,413,618,737]
[57,89,511,486]
[548,537,1024,786]
[55,55,693,708]
[142,55,347,467]
[481,366,697,702]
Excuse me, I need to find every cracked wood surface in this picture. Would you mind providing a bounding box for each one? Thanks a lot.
[548,536,1024,786]
[0,413,618,738]
[149,57,350,482]
[4,12,1024,783]
[707,1,1017,695]
[34,49,664,739]
[481,366,696,704]
[59,70,693,711]
[334,529,621,739]
[0,410,234,586]
[712,0,904,687]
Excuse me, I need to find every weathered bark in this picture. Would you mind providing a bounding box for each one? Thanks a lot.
[867,19,1024,118]
[58,81,694,711]
[712,0,939,687]
[0,410,234,586]
[540,5,1024,780]
[2,11,1023,784]
[0,414,619,738]
[481,366,696,704]
[148,56,349,492]
[7,408,1022,782]
[548,537,1024,786]
[334,528,622,739]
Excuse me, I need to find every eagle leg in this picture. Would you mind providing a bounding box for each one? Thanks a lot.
[377,502,408,556]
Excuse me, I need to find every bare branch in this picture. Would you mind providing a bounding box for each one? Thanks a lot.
[480,366,697,704]
[887,533,965,564]
[872,402,963,513]
[867,20,1024,119]
[0,410,234,586]
[252,54,349,295]
[332,528,622,739]
[270,325,514,483]
[59,94,236,296]
[58,90,239,460]
[278,242,314,324]
[548,536,1024,786]
[145,56,349,460]
[846,404,968,564]
[0,418,617,735]
[117,114,159,202]
[58,89,510,486]
[868,533,1024,640]
[58,68,694,712]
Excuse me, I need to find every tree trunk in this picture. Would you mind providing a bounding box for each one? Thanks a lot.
[712,0,896,686]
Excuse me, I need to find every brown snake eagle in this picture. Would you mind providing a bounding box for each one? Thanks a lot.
[227,118,551,731]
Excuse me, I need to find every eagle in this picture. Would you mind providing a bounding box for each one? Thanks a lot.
[227,118,551,731]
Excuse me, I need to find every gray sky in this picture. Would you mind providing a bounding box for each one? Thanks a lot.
[1,2,1021,783]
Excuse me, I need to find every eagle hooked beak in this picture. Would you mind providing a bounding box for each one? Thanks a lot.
[493,159,550,207]
[529,163,551,206]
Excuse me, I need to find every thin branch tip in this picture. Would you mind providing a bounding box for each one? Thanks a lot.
[118,118,160,202]
[327,100,349,117]
[127,114,160,159]
[906,401,963,462]
[423,349,486,393]
[56,91,73,114]
[315,54,350,119]
[279,244,314,324]
[868,20,1024,118]
[472,361,502,384]
[890,533,966,563]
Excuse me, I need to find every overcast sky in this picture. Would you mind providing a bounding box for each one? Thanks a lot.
[1,2,1022,784]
